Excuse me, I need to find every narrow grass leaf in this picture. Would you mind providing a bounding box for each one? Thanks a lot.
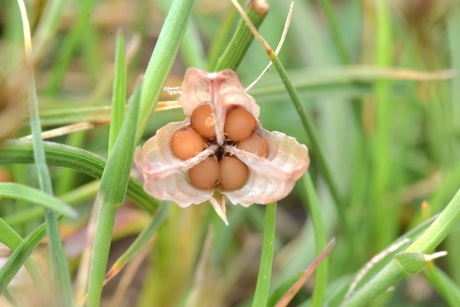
[372,0,395,250]
[108,30,127,154]
[303,175,329,307]
[0,182,77,218]
[213,1,268,71]
[342,187,460,306]
[137,0,195,139]
[425,263,460,306]
[0,140,158,213]
[4,181,100,227]
[0,218,23,249]
[207,2,240,69]
[0,223,47,294]
[87,80,141,306]
[230,0,351,238]
[16,0,73,304]
[155,1,207,69]
[252,203,277,307]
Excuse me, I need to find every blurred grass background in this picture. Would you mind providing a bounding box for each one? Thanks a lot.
[1,0,460,306]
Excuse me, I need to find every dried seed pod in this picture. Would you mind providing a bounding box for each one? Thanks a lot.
[220,156,249,190]
[170,126,205,160]
[224,129,310,207]
[135,121,219,208]
[136,68,310,225]
[189,156,220,189]
[180,68,260,146]
[237,133,268,157]
[224,108,257,142]
[191,104,216,138]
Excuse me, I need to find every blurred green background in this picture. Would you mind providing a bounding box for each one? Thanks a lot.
[1,0,460,306]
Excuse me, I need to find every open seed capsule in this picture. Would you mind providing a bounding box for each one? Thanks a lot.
[189,156,220,189]
[191,104,216,139]
[170,126,205,160]
[220,156,249,190]
[224,108,256,142]
[237,133,268,158]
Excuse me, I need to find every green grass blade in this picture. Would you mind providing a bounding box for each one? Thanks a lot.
[267,53,350,238]
[371,0,395,250]
[0,182,77,218]
[303,175,328,307]
[87,80,141,306]
[206,2,239,69]
[0,218,23,249]
[137,0,195,140]
[213,1,268,71]
[425,263,460,306]
[155,0,206,70]
[0,223,47,294]
[0,140,158,213]
[4,181,100,227]
[342,187,460,306]
[16,1,73,304]
[108,30,127,153]
[252,203,277,306]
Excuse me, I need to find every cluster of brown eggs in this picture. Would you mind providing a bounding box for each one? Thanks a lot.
[170,104,268,190]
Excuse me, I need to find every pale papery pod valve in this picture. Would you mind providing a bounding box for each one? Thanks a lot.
[135,68,310,225]
[180,68,260,146]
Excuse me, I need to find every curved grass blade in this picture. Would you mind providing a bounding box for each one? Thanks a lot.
[0,140,158,213]
[4,180,100,227]
[0,182,77,218]
[0,223,47,295]
[0,219,23,250]
[342,187,460,306]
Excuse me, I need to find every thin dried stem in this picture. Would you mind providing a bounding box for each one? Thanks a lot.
[245,2,294,91]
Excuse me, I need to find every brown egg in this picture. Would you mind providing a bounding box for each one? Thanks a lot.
[220,156,249,190]
[170,126,205,160]
[191,104,216,138]
[237,133,268,158]
[224,108,257,142]
[189,156,220,189]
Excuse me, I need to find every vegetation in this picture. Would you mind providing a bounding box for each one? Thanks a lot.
[0,0,459,306]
